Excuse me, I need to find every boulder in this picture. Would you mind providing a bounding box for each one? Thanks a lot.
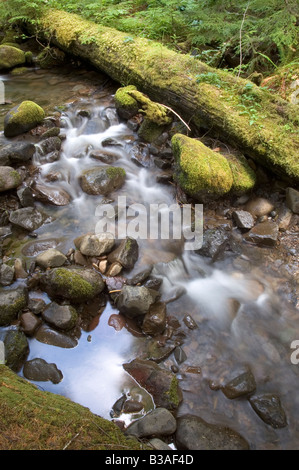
[0,166,22,192]
[74,232,115,257]
[9,207,49,232]
[142,302,167,336]
[221,368,256,399]
[125,408,177,438]
[0,263,15,286]
[0,142,35,165]
[244,221,279,247]
[114,85,139,120]
[20,311,42,336]
[0,286,27,326]
[0,45,26,70]
[107,237,138,270]
[249,393,287,429]
[175,414,249,450]
[4,101,45,138]
[42,302,78,331]
[116,285,159,318]
[33,183,71,206]
[245,197,275,217]
[232,210,255,230]
[35,324,78,348]
[79,166,126,196]
[23,358,63,384]
[35,248,67,269]
[4,328,29,372]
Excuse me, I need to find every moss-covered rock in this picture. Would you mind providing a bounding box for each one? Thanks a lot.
[4,101,45,138]
[114,85,139,120]
[10,67,29,76]
[172,133,234,201]
[0,365,149,450]
[224,153,257,194]
[0,286,28,326]
[41,267,105,303]
[79,166,126,196]
[0,45,25,70]
[3,329,29,372]
[0,166,22,193]
[36,47,66,69]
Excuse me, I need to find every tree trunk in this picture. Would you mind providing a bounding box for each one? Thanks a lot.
[36,10,298,183]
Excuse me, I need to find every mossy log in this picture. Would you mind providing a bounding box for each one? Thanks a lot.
[35,10,298,183]
[0,365,149,450]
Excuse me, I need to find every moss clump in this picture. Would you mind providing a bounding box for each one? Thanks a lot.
[128,89,172,126]
[10,67,29,76]
[4,101,45,138]
[172,133,234,201]
[0,288,27,326]
[225,153,257,194]
[165,375,182,409]
[0,45,25,70]
[0,365,149,450]
[114,85,139,119]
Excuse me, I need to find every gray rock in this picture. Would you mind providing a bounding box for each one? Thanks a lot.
[17,186,35,207]
[23,358,63,384]
[245,197,274,217]
[35,324,78,348]
[0,166,22,192]
[0,263,14,286]
[286,187,299,214]
[35,248,67,269]
[142,301,167,336]
[42,302,78,330]
[20,311,42,336]
[79,166,126,196]
[116,285,159,318]
[125,408,177,438]
[108,237,139,270]
[28,298,46,315]
[33,183,71,206]
[221,368,256,399]
[249,393,287,428]
[196,227,229,259]
[41,267,105,303]
[244,221,279,247]
[4,328,29,372]
[89,150,119,164]
[0,286,27,326]
[232,210,255,229]
[74,232,115,257]
[175,415,249,450]
[0,142,35,165]
[9,207,49,232]
[38,136,62,156]
[148,438,173,450]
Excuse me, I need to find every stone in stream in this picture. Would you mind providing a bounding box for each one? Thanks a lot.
[40,267,105,304]
[35,248,67,269]
[3,328,29,372]
[244,221,279,247]
[9,207,50,232]
[0,166,22,192]
[221,368,256,399]
[4,100,45,138]
[123,358,182,410]
[142,301,167,336]
[79,166,126,196]
[20,311,42,336]
[0,263,15,286]
[17,186,35,207]
[28,298,46,315]
[0,286,28,326]
[116,285,159,319]
[0,45,26,70]
[33,183,71,206]
[74,232,115,257]
[125,408,177,439]
[23,358,63,384]
[286,187,299,214]
[37,136,62,156]
[35,324,78,348]
[89,150,120,164]
[42,302,78,331]
[0,142,35,165]
[232,210,255,230]
[245,197,275,218]
[175,415,249,450]
[107,237,138,270]
[249,393,287,429]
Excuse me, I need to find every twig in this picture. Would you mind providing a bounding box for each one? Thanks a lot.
[158,103,191,132]
[63,432,80,450]
[237,2,250,79]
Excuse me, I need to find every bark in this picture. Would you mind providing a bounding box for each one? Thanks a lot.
[34,10,299,183]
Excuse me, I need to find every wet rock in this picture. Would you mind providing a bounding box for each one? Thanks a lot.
[37,137,62,156]
[123,400,144,414]
[142,302,167,336]
[174,346,187,365]
[14,258,28,279]
[0,142,35,165]
[146,339,178,362]
[245,197,275,217]
[4,101,45,138]
[4,328,29,372]
[144,277,163,291]
[123,358,182,410]
[23,358,63,384]
[153,157,172,170]
[106,261,123,277]
[74,232,115,257]
[42,302,78,331]
[9,207,49,232]
[232,210,254,230]
[35,324,78,348]
[130,144,151,168]
[102,137,123,148]
[17,186,35,207]
[41,267,105,303]
[249,393,287,428]
[36,248,67,269]
[0,263,14,286]
[22,239,59,257]
[0,45,26,70]
[111,394,127,417]
[221,368,256,399]
[108,237,139,270]
[116,285,159,318]
[20,311,42,336]
[196,227,230,259]
[286,187,299,214]
[28,298,46,315]
[127,266,153,286]
[89,150,119,164]
[244,221,279,247]
[39,127,61,140]
[114,85,139,120]
[183,314,198,330]
[125,408,177,438]
[79,166,126,196]
[175,415,249,450]
[0,286,27,326]
[277,206,293,231]
[0,166,22,192]
[33,183,71,206]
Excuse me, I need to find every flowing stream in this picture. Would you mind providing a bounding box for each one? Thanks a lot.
[1,65,299,449]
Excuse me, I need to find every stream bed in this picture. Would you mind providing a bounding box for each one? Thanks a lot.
[0,63,299,450]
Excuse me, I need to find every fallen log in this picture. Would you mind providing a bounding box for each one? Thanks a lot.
[34,9,298,183]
